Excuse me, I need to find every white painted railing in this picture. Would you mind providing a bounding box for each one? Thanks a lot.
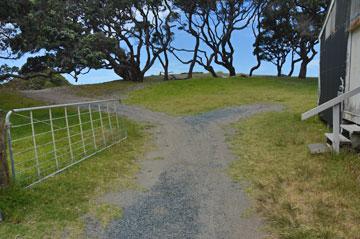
[302,86,360,153]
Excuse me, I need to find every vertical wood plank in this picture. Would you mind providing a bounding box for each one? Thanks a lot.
[0,112,10,187]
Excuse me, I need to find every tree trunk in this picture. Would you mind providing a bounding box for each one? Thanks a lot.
[277,64,282,77]
[288,60,295,77]
[163,68,169,81]
[114,66,130,81]
[133,69,144,82]
[249,56,261,76]
[0,112,10,187]
[228,65,236,77]
[298,59,308,79]
[114,66,144,82]
[188,37,200,79]
[187,67,193,79]
[288,52,301,77]
[205,66,218,78]
[163,52,169,81]
[298,40,309,79]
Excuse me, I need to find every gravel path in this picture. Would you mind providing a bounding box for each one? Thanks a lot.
[23,88,283,239]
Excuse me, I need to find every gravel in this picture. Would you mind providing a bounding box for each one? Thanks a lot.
[23,87,283,239]
[105,167,200,239]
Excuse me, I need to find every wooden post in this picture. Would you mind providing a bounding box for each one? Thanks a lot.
[332,104,341,153]
[0,111,10,187]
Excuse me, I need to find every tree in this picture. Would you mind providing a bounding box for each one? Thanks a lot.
[150,0,179,81]
[0,0,32,61]
[291,0,329,78]
[81,0,181,82]
[198,0,257,76]
[1,0,179,82]
[253,0,293,77]
[249,0,268,76]
[173,0,258,78]
[171,0,218,78]
[0,0,38,81]
[251,0,329,78]
[0,0,99,82]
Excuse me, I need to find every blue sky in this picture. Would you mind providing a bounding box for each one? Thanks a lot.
[1,26,319,85]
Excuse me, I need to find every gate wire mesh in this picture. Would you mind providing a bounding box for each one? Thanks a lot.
[5,99,127,187]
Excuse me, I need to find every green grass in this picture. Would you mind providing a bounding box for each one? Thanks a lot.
[126,76,360,238]
[0,89,41,111]
[70,76,168,99]
[126,76,317,115]
[72,80,138,98]
[0,89,150,238]
[229,112,360,238]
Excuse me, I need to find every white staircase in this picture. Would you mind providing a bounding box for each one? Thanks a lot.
[325,132,351,146]
[341,124,360,136]
[324,124,360,150]
[302,86,360,153]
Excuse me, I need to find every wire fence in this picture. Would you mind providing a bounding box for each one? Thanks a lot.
[5,99,127,188]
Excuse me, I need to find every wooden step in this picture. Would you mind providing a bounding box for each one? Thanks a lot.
[325,133,351,146]
[341,124,360,135]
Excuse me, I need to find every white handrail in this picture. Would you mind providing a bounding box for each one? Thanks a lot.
[302,86,360,121]
[302,86,360,153]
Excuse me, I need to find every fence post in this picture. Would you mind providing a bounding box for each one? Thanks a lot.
[98,104,106,145]
[64,107,74,162]
[77,107,86,155]
[114,102,119,129]
[89,104,97,150]
[0,111,10,187]
[49,108,59,169]
[30,111,41,178]
[113,102,120,140]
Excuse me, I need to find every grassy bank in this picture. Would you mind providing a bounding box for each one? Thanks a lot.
[71,77,163,99]
[72,80,138,98]
[126,76,317,115]
[0,89,40,111]
[126,76,360,238]
[0,89,149,238]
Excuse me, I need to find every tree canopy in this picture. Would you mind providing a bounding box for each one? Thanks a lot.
[251,0,329,78]
[0,0,330,82]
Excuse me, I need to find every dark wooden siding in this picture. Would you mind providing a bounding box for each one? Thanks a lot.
[319,0,351,125]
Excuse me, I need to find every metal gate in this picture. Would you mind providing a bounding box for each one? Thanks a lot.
[5,99,127,187]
